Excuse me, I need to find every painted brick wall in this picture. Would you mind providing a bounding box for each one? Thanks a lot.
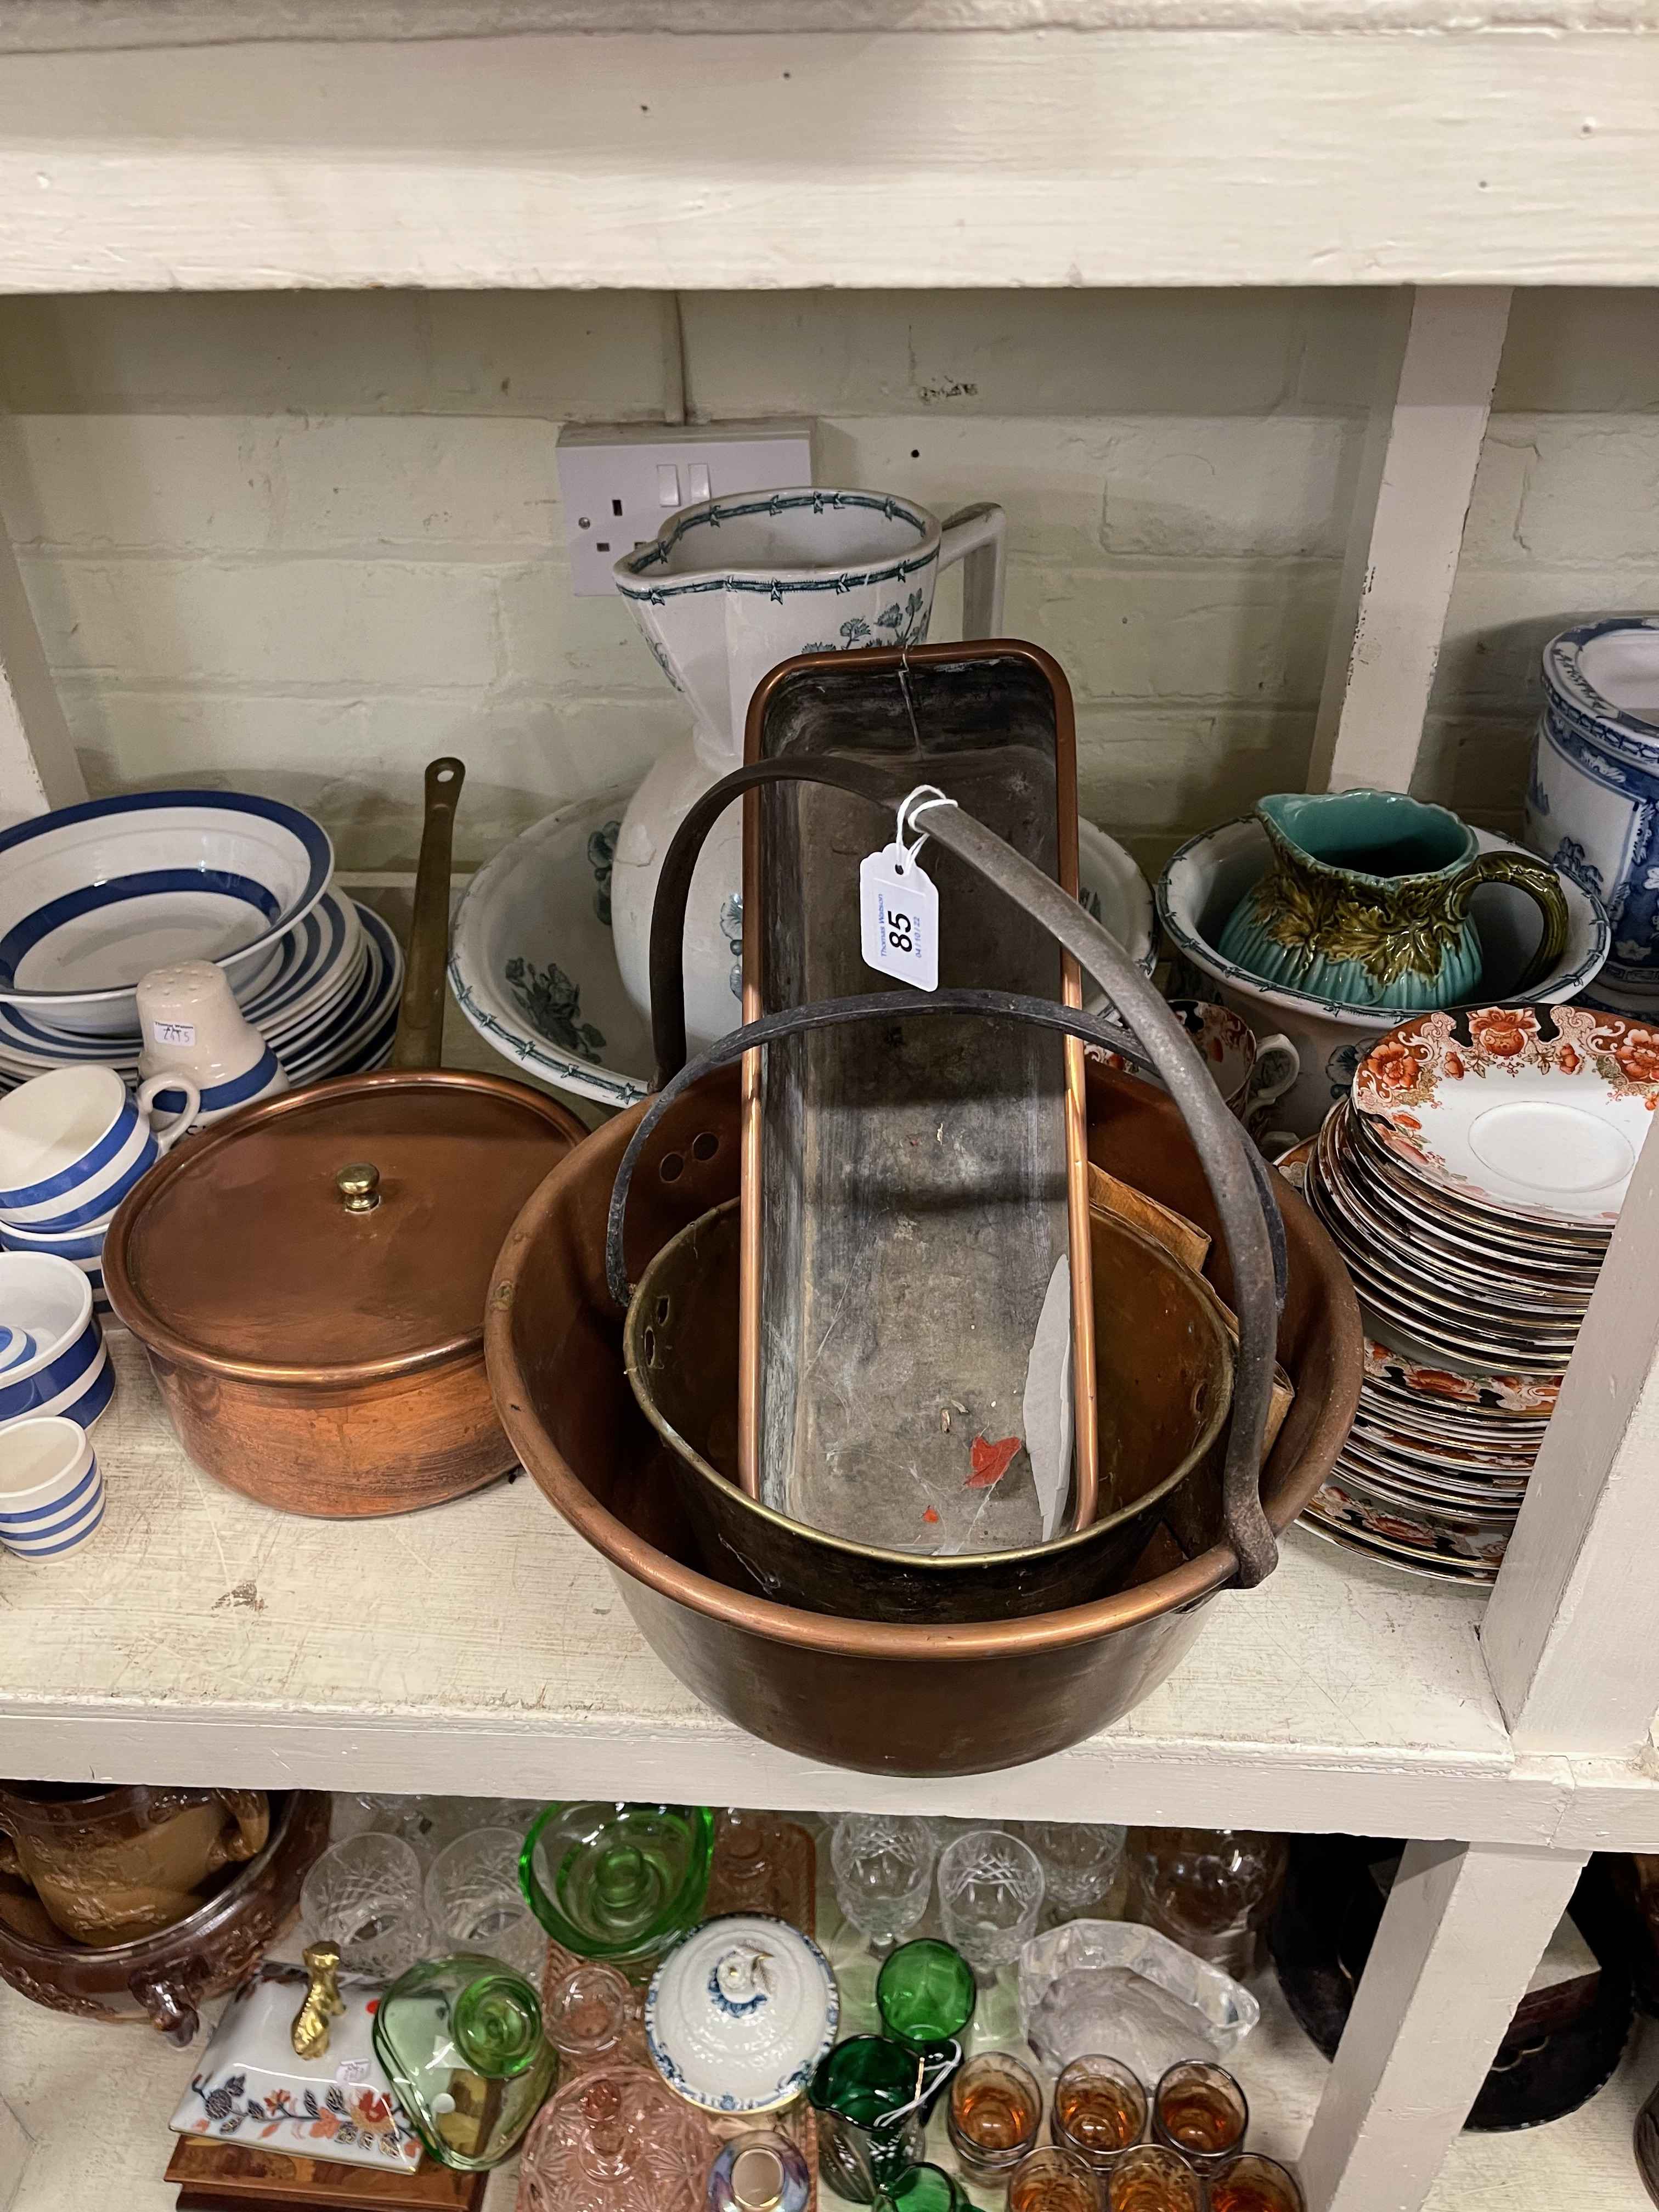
[0,287,1656,875]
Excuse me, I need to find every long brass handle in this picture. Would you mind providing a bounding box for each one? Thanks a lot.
[391,757,465,1072]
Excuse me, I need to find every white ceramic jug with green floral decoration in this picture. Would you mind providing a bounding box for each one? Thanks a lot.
[608,487,1005,1051]
[1217,788,1570,1011]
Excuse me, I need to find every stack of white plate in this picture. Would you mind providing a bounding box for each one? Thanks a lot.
[0,793,403,1094]
[1278,1002,1652,1584]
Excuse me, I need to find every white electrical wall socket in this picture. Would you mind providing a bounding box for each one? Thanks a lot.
[556,419,815,595]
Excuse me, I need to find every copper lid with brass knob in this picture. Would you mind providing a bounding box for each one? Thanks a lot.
[103,758,590,1517]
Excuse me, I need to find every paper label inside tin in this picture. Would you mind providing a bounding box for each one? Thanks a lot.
[859,840,938,991]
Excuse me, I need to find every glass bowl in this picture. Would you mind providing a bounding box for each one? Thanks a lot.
[520,1803,714,1978]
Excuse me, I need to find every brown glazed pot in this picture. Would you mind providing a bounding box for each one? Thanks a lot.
[486,1062,1362,1776]
[0,1781,268,1946]
[0,1790,329,2043]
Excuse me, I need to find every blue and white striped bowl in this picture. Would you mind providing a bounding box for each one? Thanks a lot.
[0,1253,113,1431]
[0,1065,196,1231]
[0,1415,104,1559]
[0,1226,111,1313]
[0,791,332,1040]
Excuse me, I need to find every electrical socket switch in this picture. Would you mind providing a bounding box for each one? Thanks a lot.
[556,419,815,595]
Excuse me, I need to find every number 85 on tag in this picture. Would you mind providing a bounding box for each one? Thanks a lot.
[860,840,939,991]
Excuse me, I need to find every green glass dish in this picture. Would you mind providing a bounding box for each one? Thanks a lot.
[876,1939,977,2053]
[371,1951,558,2171]
[518,1802,714,1978]
[874,2164,975,2212]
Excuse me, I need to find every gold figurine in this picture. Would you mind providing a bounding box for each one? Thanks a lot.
[291,1940,347,2058]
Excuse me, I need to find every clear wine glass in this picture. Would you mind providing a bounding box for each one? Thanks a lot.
[936,1828,1045,1983]
[423,1824,546,1979]
[830,1813,935,1954]
[300,1831,429,1978]
[1026,1822,1127,1923]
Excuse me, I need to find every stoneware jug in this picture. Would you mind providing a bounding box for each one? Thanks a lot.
[1216,789,1570,1012]
[610,487,1006,1051]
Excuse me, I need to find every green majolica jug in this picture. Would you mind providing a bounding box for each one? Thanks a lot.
[1216,788,1570,1011]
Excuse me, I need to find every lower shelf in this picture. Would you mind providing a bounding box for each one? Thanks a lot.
[4,1948,1654,2212]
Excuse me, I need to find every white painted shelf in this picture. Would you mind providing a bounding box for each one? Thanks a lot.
[0,1333,1648,1855]
[4,1948,1652,2212]
[0,10,1656,291]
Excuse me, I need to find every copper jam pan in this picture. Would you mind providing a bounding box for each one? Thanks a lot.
[486,1060,1362,1776]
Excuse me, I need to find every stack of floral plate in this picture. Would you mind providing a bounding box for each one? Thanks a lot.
[1279,1004,1657,1583]
[0,791,403,1097]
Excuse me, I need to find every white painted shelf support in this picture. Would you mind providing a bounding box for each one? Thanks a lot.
[1299,1838,1589,2212]
[1482,1115,1659,1757]
[1309,286,1512,799]
[0,521,82,825]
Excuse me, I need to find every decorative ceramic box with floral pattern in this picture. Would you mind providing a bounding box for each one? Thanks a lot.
[170,1959,423,2172]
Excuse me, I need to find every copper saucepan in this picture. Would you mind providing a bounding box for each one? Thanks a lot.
[104,759,588,1517]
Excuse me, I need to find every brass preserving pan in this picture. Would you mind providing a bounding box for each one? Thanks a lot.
[485,1062,1363,1776]
[104,760,588,1517]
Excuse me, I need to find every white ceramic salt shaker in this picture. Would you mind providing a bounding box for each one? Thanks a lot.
[137,961,289,1128]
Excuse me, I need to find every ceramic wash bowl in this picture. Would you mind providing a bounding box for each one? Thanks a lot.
[449,789,1155,1109]
[0,792,332,1039]
[1158,817,1609,1137]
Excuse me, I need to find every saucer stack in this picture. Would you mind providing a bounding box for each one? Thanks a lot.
[0,887,403,1097]
[1281,1005,1655,1583]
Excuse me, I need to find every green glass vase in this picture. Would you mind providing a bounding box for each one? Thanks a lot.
[371,1951,558,2171]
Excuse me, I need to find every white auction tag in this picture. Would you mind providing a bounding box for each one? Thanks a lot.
[151,1019,196,1047]
[860,839,939,991]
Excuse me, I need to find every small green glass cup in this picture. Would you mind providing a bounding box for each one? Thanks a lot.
[877,1939,978,2053]
[874,2164,975,2212]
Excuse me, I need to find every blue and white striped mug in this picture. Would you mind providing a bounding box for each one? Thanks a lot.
[0,1065,198,1232]
[0,1252,112,1429]
[0,1415,104,1560]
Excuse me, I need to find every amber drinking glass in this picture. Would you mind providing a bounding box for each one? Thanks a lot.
[1053,2056,1148,2173]
[1152,2065,1247,2172]
[1206,2155,1304,2212]
[1009,2146,1104,2212]
[946,2051,1044,2183]
[1105,2146,1206,2212]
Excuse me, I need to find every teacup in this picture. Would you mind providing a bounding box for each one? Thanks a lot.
[138,960,288,1130]
[0,1776,268,1944]
[1090,999,1300,1147]
[1166,1000,1300,1140]
[0,1413,104,1561]
[0,1065,198,1231]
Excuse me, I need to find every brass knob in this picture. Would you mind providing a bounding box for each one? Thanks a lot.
[336,1162,381,1214]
